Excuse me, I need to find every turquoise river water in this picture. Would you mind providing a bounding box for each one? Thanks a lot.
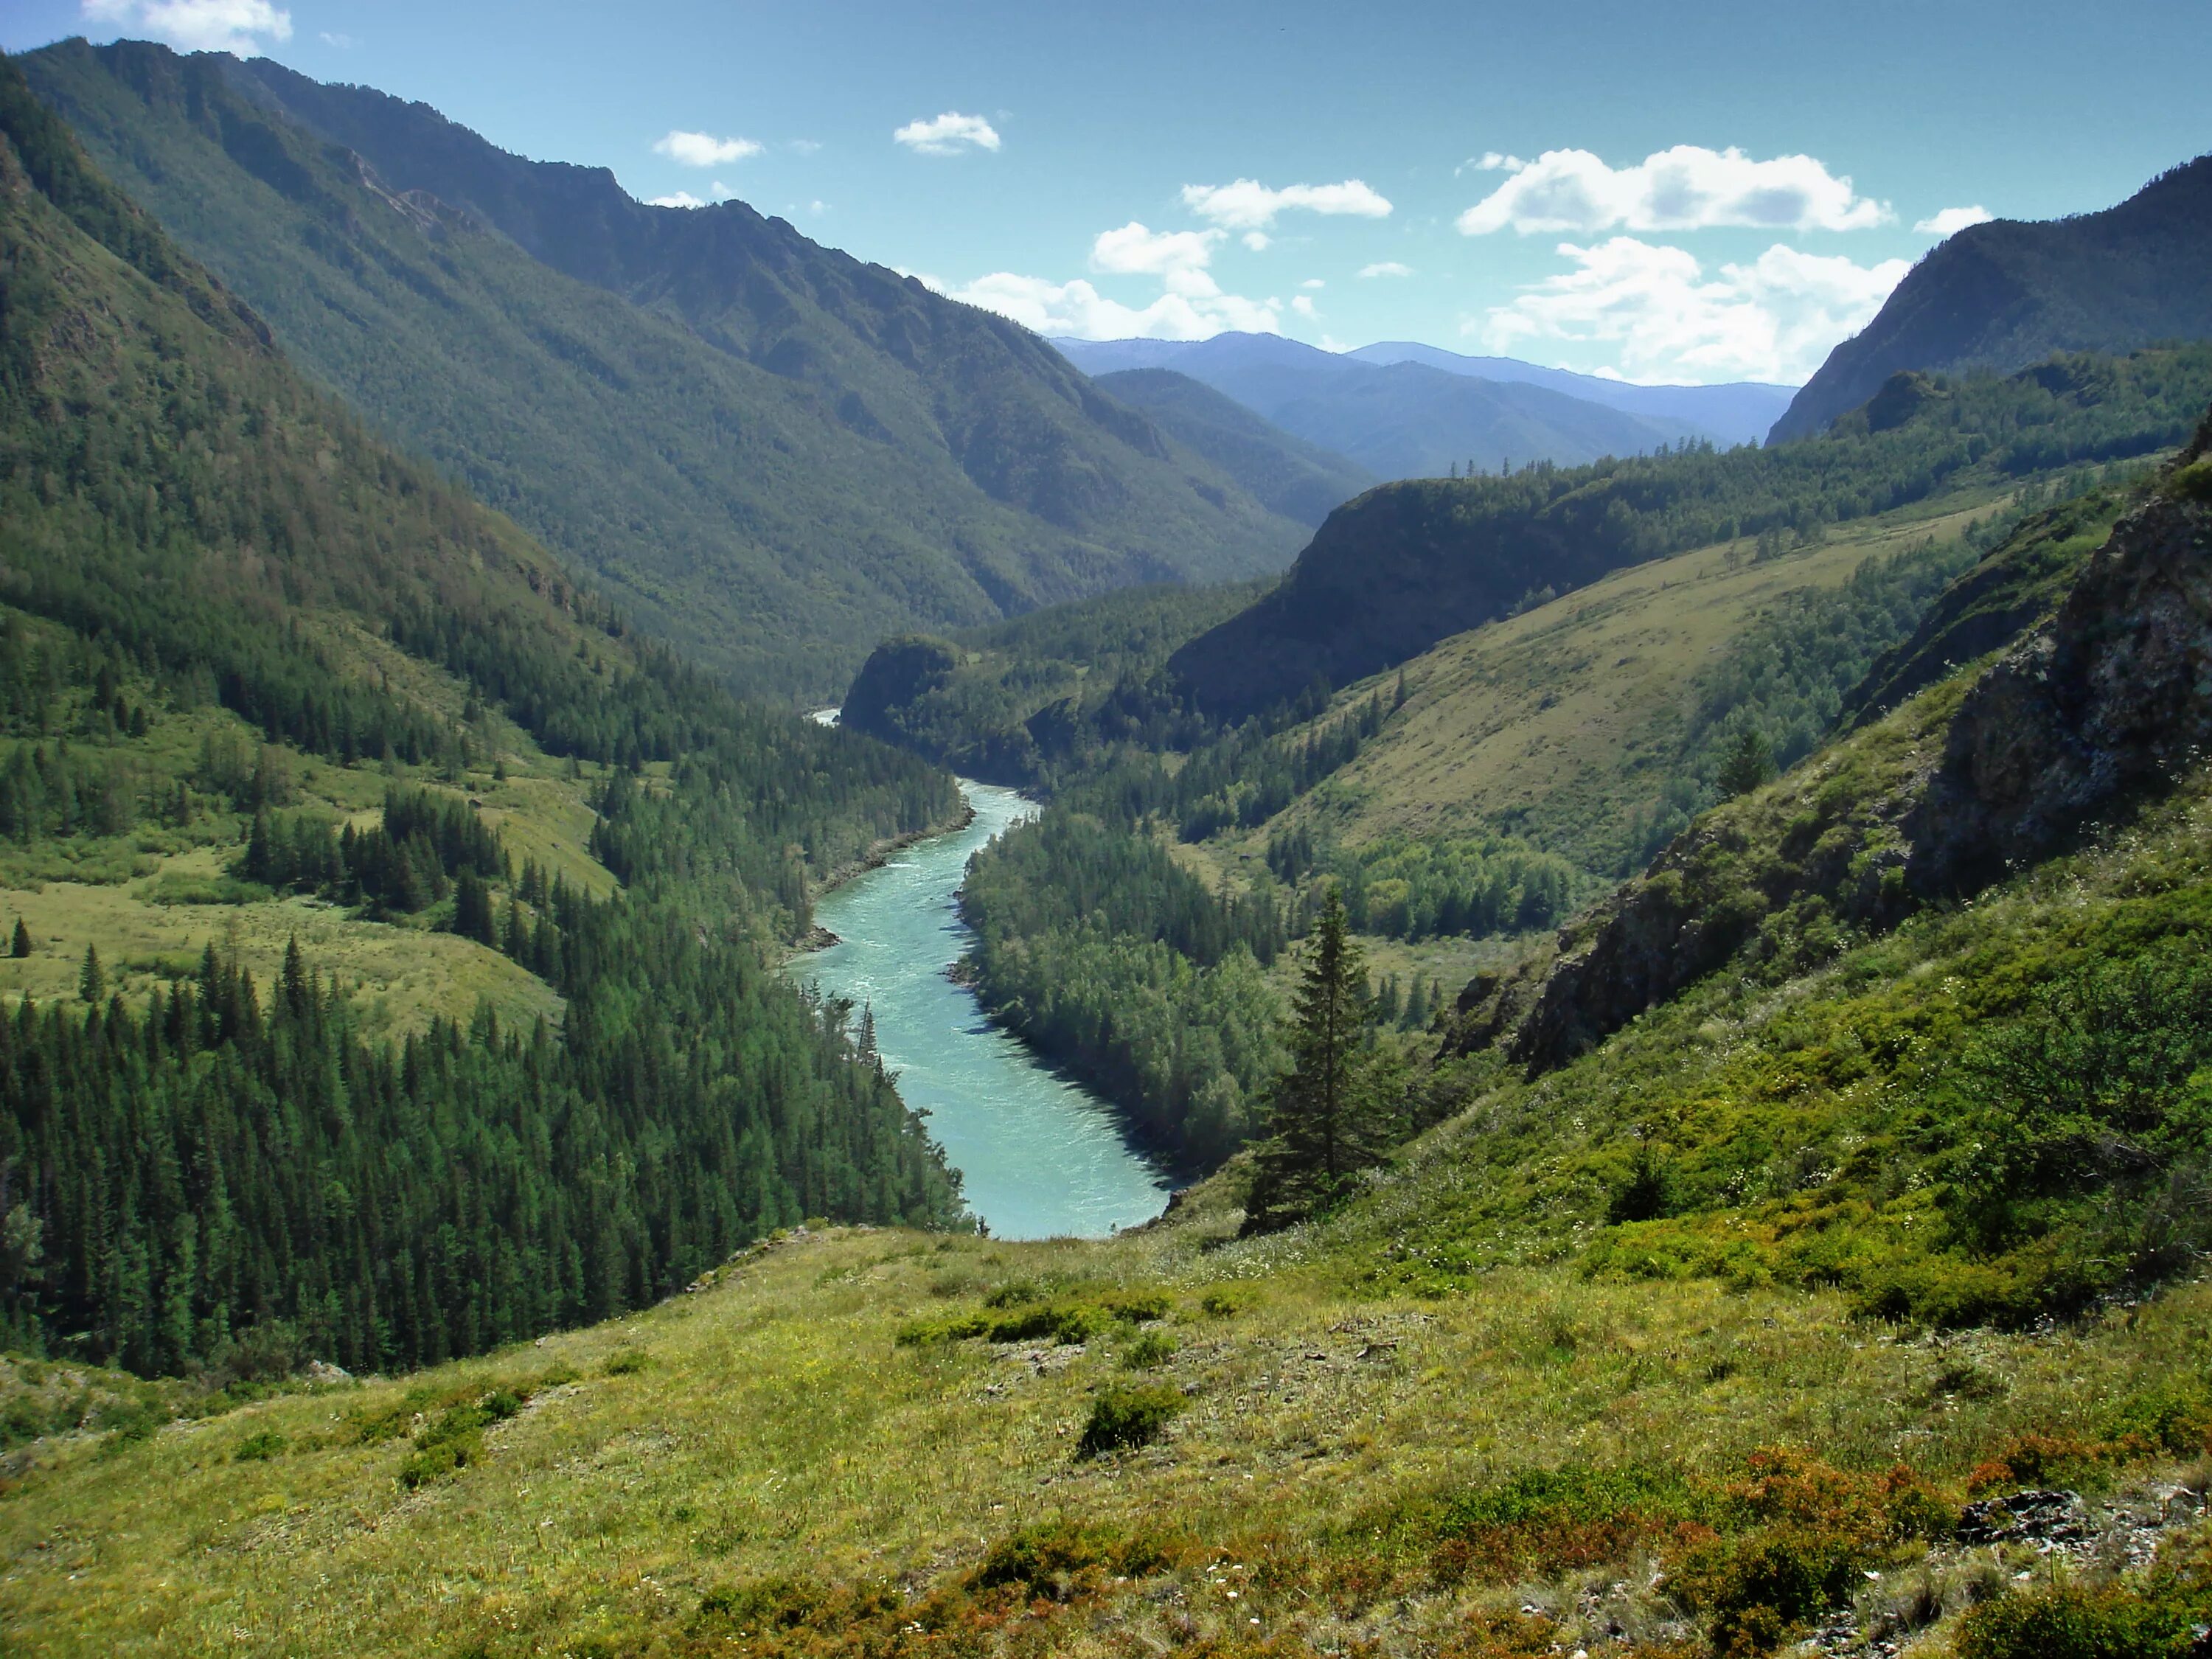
[790,779,1170,1239]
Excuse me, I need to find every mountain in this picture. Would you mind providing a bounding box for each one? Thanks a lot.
[0,54,966,1376]
[1051,331,1710,479]
[1771,153,2212,443]
[1089,368,1375,525]
[1344,341,1795,448]
[1166,345,2212,721]
[18,40,1307,700]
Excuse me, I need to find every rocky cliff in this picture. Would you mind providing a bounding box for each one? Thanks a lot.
[1458,414,2212,1072]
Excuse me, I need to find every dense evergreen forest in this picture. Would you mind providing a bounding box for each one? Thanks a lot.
[0,61,966,1374]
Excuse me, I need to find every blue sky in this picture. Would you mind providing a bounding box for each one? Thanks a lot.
[7,0,2208,385]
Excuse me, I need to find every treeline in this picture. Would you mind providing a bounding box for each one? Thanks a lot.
[1271,827,1583,943]
[0,931,959,1376]
[960,812,1287,1163]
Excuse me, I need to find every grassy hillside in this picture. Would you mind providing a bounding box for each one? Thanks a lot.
[0,54,968,1378]
[1773,153,2212,441]
[18,40,1305,700]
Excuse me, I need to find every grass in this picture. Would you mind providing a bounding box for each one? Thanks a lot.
[0,655,614,1039]
[1,1216,2205,1656]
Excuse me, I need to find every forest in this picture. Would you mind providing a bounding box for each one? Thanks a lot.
[0,60,966,1374]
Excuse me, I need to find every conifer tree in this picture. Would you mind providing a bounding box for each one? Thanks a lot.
[10,919,28,959]
[79,942,104,1004]
[1242,890,1400,1234]
[1717,726,1777,796]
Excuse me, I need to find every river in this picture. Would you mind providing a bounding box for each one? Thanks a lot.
[791,779,1171,1239]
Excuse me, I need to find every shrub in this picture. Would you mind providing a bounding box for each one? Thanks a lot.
[604,1349,651,1376]
[1433,1464,1699,1583]
[233,1430,287,1461]
[970,1518,1173,1599]
[395,1388,525,1488]
[1077,1383,1183,1458]
[1120,1331,1178,1370]
[1958,1581,2201,1659]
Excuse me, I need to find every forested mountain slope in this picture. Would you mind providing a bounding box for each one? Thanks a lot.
[1169,347,2212,720]
[1773,153,2212,441]
[0,57,964,1376]
[1091,369,1374,526]
[18,39,1304,700]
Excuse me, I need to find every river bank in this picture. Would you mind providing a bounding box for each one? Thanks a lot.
[786,779,1169,1239]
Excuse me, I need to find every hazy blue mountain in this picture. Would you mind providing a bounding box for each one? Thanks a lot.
[1772,153,2212,442]
[1052,332,1704,479]
[21,39,1306,700]
[1346,342,1795,448]
[1089,369,1375,525]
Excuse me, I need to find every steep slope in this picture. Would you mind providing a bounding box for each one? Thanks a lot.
[1091,367,1374,526]
[1169,347,2212,720]
[18,39,1304,699]
[1053,331,1705,479]
[1346,340,1795,448]
[0,56,966,1375]
[1773,153,2212,442]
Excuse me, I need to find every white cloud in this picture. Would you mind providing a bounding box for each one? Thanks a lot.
[894,112,1001,156]
[1179,177,1392,232]
[807,199,829,216]
[1292,293,1321,319]
[654,131,762,167]
[318,30,355,48]
[923,271,1279,341]
[1915,204,1993,234]
[1460,151,1528,175]
[1091,222,1220,278]
[83,0,291,54]
[1242,231,1271,251]
[648,191,708,209]
[1359,260,1413,278]
[1473,236,1909,383]
[788,139,823,156]
[1458,145,1889,236]
[1300,278,1326,290]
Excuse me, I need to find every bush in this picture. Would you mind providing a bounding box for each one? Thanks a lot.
[604,1349,651,1376]
[1077,1383,1183,1458]
[1120,1331,1177,1370]
[1958,1581,2201,1659]
[233,1429,287,1461]
[970,1518,1172,1599]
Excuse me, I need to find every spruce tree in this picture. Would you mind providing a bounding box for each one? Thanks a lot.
[10,919,29,959]
[79,942,104,1004]
[1717,726,1777,796]
[1242,890,1400,1234]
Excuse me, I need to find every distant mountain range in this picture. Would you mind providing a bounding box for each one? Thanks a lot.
[20,39,1307,699]
[1773,153,2212,442]
[1088,369,1376,525]
[1051,333,1792,479]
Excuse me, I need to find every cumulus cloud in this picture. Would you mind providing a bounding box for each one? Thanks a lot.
[655,131,762,167]
[1458,145,1889,237]
[1915,204,1993,234]
[894,112,1001,156]
[1242,232,1271,251]
[648,191,708,210]
[1460,152,1528,175]
[1300,278,1326,290]
[83,0,291,54]
[923,271,1279,341]
[1359,260,1413,278]
[1291,293,1321,319]
[1474,236,1909,383]
[1180,177,1392,232]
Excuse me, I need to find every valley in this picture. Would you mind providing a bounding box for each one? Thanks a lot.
[2,20,2211,1659]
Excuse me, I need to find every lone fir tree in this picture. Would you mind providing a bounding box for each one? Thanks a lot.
[1242,890,1401,1234]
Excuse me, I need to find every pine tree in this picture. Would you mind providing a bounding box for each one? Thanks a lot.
[1717,726,1777,796]
[1242,890,1400,1234]
[80,942,105,1004]
[9,919,29,959]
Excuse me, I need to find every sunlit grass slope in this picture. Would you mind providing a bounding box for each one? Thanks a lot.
[3,1218,2205,1658]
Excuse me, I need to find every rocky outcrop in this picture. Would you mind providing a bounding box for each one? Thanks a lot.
[1461,417,2212,1074]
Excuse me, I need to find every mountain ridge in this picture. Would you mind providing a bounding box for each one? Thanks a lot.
[1772,153,2212,442]
[18,38,1305,700]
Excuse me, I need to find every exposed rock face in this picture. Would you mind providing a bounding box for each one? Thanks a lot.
[1461,419,2212,1074]
[1906,473,2212,893]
